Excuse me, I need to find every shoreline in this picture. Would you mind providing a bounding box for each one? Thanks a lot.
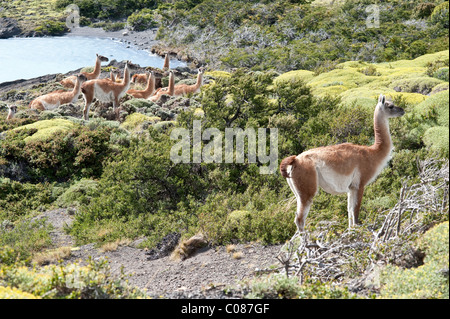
[66,26,159,54]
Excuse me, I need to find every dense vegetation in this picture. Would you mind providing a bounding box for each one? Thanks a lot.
[0,0,448,299]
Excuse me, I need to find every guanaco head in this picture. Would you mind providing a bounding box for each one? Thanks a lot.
[6,104,17,120]
[163,54,170,70]
[377,94,405,118]
[77,73,88,84]
[96,54,109,63]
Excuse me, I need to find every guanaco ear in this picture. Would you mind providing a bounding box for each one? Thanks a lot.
[378,94,385,104]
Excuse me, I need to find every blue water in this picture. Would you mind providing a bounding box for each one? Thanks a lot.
[0,36,185,83]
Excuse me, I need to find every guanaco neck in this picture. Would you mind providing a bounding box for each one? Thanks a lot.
[195,71,204,89]
[72,77,83,97]
[168,72,175,95]
[163,54,169,70]
[7,109,15,120]
[145,74,155,93]
[121,65,130,88]
[371,106,392,157]
[92,57,102,78]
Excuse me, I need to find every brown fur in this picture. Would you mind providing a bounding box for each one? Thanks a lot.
[281,95,405,232]
[163,54,170,71]
[173,68,204,97]
[30,74,87,111]
[131,73,148,85]
[60,54,109,88]
[81,62,131,120]
[127,72,155,99]
[279,155,297,178]
[149,70,175,102]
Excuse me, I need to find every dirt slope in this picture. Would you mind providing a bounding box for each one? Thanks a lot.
[33,208,283,298]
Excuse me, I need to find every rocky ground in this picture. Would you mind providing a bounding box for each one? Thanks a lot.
[33,208,284,299]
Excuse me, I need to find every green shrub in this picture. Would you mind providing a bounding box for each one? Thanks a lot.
[0,219,53,263]
[0,124,115,182]
[34,20,68,36]
[379,222,449,299]
[0,258,147,299]
[423,126,449,157]
[242,274,356,299]
[0,179,55,221]
[433,67,449,82]
[430,1,449,28]
[55,179,98,208]
[127,8,157,31]
[390,77,443,95]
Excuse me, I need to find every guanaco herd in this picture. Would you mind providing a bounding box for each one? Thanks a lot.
[3,53,406,235]
[7,53,205,121]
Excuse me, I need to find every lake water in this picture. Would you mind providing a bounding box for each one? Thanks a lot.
[0,36,185,84]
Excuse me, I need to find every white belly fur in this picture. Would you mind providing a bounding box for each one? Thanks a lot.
[94,83,115,102]
[42,100,60,110]
[317,165,360,195]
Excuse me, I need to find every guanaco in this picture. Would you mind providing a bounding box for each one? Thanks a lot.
[60,54,109,88]
[81,61,132,120]
[127,71,155,99]
[29,74,88,111]
[173,68,204,97]
[280,94,405,233]
[131,73,149,85]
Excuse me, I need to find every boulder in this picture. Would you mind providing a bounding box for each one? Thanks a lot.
[0,18,21,39]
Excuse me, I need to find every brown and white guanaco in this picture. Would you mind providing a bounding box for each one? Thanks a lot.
[173,68,204,97]
[127,71,155,99]
[81,61,132,120]
[29,74,88,111]
[280,94,405,233]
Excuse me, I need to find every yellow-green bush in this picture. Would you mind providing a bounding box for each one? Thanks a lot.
[0,286,41,299]
[423,126,449,157]
[0,259,147,299]
[121,112,161,131]
[12,119,76,143]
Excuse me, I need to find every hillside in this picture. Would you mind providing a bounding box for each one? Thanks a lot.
[0,0,449,300]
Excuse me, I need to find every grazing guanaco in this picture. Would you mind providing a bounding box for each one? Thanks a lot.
[6,105,17,120]
[131,73,149,85]
[149,70,175,102]
[60,54,109,88]
[173,68,204,97]
[127,71,155,99]
[280,94,405,233]
[29,74,88,111]
[81,61,132,120]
